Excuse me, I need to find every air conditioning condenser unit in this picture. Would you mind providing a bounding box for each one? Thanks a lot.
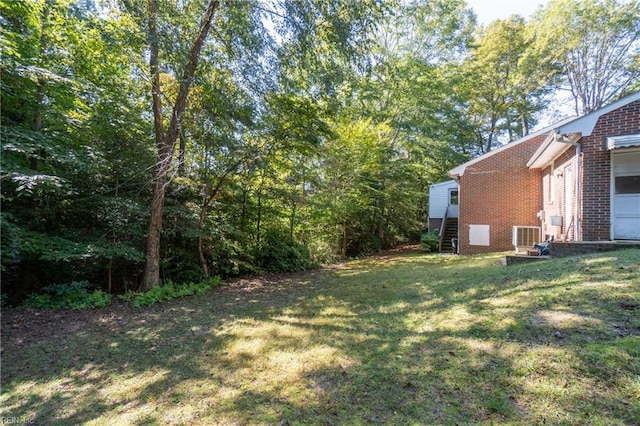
[512,226,541,253]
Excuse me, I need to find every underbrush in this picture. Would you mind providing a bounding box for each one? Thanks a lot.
[22,281,112,310]
[251,228,318,273]
[120,277,222,307]
[21,277,223,309]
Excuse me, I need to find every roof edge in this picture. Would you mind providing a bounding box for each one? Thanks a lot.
[429,179,457,189]
[556,91,640,137]
[448,90,640,178]
[527,91,640,168]
[448,122,562,178]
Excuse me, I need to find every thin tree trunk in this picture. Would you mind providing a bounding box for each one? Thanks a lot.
[108,258,113,294]
[143,0,165,291]
[290,200,296,239]
[256,191,262,244]
[142,0,220,290]
[341,224,348,259]
[240,186,248,234]
[32,78,44,170]
[144,172,168,289]
[178,127,187,176]
[107,175,119,294]
[521,95,530,136]
[198,237,209,278]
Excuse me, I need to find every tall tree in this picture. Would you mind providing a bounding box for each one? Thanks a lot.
[142,0,219,290]
[461,16,551,154]
[350,0,476,214]
[139,0,385,287]
[529,0,640,114]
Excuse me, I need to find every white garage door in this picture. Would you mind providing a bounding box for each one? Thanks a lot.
[612,149,640,240]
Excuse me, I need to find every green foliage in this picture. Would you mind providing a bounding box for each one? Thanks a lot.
[308,118,424,258]
[1,0,437,294]
[209,235,257,277]
[420,231,440,252]
[528,0,640,114]
[22,281,112,310]
[4,0,633,299]
[129,278,222,308]
[0,213,20,270]
[21,276,222,310]
[252,228,317,273]
[453,14,556,155]
[1,293,9,308]
[117,290,138,302]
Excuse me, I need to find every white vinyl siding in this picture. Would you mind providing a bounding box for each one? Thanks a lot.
[428,180,458,219]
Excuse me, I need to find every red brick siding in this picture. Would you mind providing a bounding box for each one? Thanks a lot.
[580,100,640,240]
[459,136,545,254]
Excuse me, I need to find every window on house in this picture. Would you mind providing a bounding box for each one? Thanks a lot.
[449,190,459,205]
[615,176,640,194]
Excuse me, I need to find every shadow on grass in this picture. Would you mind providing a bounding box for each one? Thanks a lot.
[1,249,638,424]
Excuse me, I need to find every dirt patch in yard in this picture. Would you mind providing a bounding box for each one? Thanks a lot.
[2,272,312,351]
[1,245,421,351]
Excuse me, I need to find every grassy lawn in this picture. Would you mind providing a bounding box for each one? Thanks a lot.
[2,248,639,425]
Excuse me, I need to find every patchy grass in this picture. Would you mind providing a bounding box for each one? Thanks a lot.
[2,248,639,424]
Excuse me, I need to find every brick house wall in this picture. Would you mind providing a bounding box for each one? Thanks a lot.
[580,100,640,240]
[451,94,640,254]
[457,135,545,254]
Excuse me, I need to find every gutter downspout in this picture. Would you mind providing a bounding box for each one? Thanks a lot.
[574,143,581,241]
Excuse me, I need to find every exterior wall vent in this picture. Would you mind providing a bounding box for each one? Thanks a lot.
[512,226,541,253]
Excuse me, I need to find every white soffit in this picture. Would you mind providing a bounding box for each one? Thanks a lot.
[607,134,640,150]
[527,139,573,168]
[526,132,580,169]
[525,117,580,169]
[528,91,640,168]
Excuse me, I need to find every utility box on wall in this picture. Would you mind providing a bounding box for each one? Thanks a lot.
[469,224,490,246]
[550,216,563,226]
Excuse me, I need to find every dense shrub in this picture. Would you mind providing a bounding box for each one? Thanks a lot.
[252,228,318,273]
[420,231,440,252]
[349,233,382,257]
[208,235,258,278]
[22,281,112,309]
